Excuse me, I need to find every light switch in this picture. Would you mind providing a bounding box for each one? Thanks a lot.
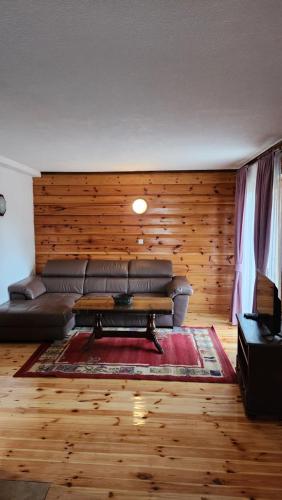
[137,238,144,245]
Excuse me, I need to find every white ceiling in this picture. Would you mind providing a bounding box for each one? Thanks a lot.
[0,0,282,174]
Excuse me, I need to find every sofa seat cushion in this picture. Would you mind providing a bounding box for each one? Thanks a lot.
[0,293,81,326]
[41,293,82,309]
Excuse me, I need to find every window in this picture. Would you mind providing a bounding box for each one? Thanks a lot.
[241,163,257,312]
[265,150,282,297]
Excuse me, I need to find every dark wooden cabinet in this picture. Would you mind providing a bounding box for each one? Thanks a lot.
[237,314,282,417]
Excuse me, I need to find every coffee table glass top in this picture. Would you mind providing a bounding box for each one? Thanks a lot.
[73,296,173,314]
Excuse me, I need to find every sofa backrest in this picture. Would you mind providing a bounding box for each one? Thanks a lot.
[42,259,88,294]
[41,258,173,295]
[84,260,129,294]
[128,259,172,294]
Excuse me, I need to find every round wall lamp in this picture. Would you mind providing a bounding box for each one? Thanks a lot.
[132,198,148,214]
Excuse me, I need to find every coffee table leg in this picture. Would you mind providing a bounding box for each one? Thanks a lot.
[83,313,103,351]
[146,313,163,354]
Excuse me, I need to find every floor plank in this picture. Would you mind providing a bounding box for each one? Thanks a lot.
[0,314,281,499]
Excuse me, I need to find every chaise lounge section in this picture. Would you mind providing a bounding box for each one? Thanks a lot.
[0,259,193,342]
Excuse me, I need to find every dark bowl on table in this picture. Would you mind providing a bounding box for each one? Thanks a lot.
[113,294,133,306]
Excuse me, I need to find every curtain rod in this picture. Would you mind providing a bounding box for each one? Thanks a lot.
[242,139,282,169]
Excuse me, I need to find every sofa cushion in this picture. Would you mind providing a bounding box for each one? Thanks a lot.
[128,277,171,294]
[41,260,88,294]
[129,259,172,277]
[86,260,128,277]
[42,277,85,294]
[84,260,128,294]
[84,277,128,294]
[42,293,82,308]
[42,259,88,277]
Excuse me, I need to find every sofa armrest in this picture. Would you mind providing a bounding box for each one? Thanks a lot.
[166,276,193,299]
[8,276,46,300]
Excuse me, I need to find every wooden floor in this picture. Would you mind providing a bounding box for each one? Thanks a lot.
[0,314,282,499]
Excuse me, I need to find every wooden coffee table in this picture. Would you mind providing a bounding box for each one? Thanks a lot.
[73,296,173,354]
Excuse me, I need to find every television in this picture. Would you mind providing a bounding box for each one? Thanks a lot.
[255,271,282,336]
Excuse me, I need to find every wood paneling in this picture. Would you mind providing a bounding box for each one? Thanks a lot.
[34,171,236,314]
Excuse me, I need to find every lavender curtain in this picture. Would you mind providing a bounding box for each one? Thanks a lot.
[254,152,274,274]
[230,167,247,324]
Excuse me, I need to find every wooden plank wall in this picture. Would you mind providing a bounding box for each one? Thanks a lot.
[33,171,236,315]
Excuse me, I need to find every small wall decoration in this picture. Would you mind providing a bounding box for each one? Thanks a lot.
[0,194,6,216]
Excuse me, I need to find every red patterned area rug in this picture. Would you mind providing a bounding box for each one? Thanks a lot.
[15,326,236,383]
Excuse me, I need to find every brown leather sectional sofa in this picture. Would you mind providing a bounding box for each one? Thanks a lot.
[0,259,193,342]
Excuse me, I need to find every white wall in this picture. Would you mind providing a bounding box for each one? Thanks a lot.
[0,166,35,304]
